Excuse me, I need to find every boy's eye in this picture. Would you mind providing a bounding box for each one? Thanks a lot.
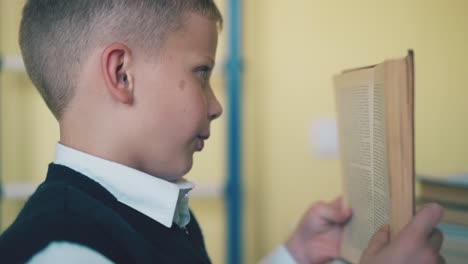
[195,65,212,82]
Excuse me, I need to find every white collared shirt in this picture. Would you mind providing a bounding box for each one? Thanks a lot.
[54,143,193,228]
[28,144,296,264]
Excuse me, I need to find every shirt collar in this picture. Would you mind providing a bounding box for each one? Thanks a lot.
[53,143,193,228]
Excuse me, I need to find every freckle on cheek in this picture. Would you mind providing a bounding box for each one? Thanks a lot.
[179,80,186,91]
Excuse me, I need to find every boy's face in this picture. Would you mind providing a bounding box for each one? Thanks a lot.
[130,13,222,180]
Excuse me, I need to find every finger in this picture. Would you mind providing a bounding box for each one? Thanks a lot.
[311,202,350,224]
[405,203,444,238]
[363,225,390,256]
[330,197,352,220]
[331,196,343,209]
[331,196,350,211]
[428,228,444,252]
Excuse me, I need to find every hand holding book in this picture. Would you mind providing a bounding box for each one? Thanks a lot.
[285,197,352,264]
[360,203,444,264]
[282,199,443,264]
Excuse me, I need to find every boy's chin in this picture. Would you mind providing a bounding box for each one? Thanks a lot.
[161,157,194,181]
[141,154,194,181]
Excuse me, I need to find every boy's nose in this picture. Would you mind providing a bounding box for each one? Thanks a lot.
[209,96,223,121]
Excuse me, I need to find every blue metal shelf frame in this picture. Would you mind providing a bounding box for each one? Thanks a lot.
[225,0,243,263]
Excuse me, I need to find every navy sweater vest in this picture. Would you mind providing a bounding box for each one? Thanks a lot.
[0,164,212,264]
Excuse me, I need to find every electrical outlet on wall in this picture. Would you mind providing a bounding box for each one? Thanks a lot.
[309,118,339,159]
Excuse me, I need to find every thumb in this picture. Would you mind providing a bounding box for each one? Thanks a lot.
[405,203,443,239]
[362,225,390,258]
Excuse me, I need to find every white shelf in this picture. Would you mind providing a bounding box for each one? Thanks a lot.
[0,55,25,72]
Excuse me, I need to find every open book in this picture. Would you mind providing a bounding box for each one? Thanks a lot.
[334,51,415,263]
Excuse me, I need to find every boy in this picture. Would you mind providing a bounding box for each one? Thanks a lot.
[0,0,443,263]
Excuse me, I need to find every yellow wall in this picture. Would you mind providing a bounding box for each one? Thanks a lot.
[2,1,468,264]
[243,0,468,262]
[0,0,59,229]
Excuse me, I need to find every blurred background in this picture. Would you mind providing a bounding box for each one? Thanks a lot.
[1,0,468,263]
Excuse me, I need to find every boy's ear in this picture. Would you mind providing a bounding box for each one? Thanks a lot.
[101,43,134,104]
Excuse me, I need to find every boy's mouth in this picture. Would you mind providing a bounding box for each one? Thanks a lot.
[196,134,209,151]
[196,137,205,151]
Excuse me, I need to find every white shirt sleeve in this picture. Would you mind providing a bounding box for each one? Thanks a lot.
[259,244,297,264]
[27,241,114,264]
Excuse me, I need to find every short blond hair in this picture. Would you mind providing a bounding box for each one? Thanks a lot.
[19,0,223,119]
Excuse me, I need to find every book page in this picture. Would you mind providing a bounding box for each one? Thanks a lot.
[334,67,390,263]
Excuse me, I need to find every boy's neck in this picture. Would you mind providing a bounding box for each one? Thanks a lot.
[59,118,139,177]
